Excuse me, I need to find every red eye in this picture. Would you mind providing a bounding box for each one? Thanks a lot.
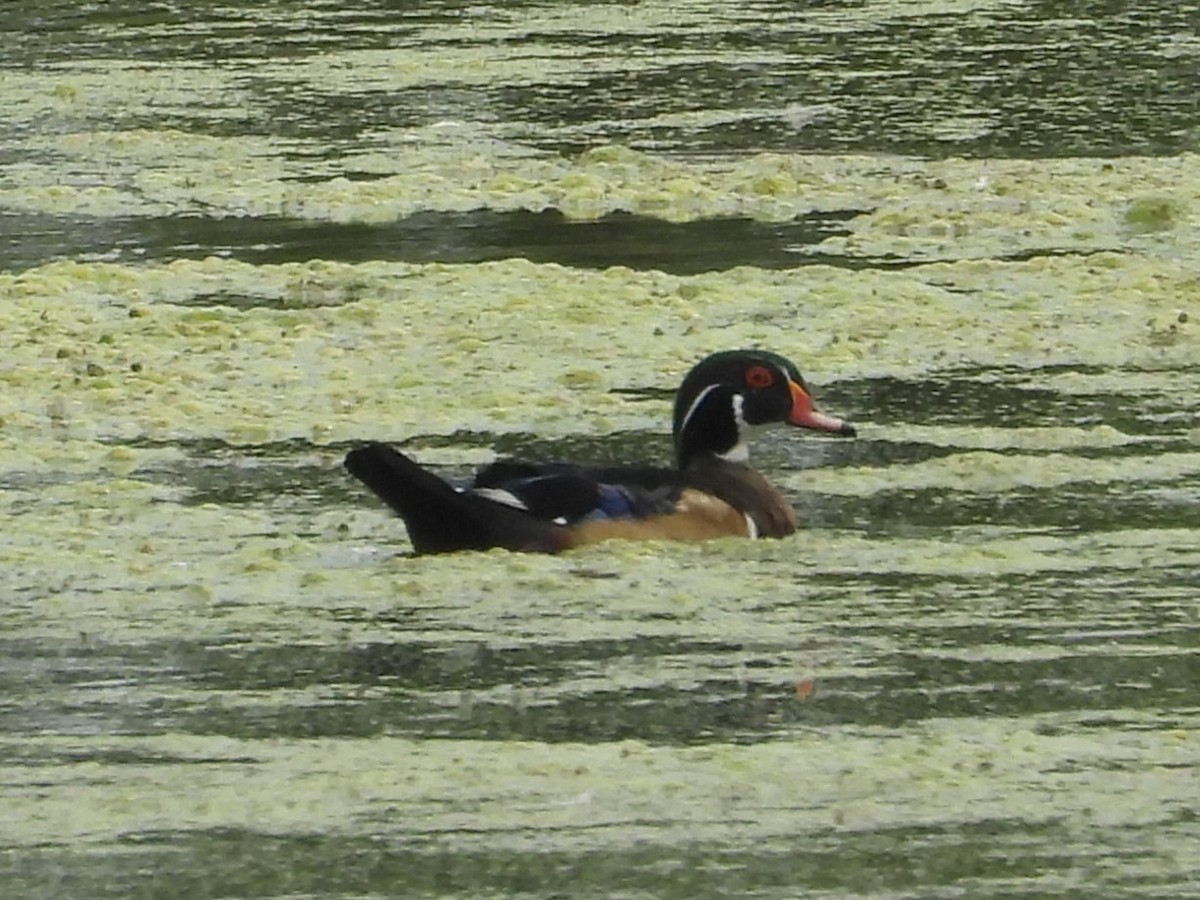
[744,365,774,389]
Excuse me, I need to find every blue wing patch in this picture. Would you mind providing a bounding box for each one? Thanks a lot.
[472,471,677,526]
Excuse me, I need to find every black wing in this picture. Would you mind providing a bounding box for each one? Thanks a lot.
[471,460,683,525]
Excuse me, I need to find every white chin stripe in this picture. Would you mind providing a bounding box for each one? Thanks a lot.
[744,514,759,539]
[472,487,529,510]
[718,394,770,462]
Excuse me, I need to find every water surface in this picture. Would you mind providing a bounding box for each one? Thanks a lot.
[2,1,1199,897]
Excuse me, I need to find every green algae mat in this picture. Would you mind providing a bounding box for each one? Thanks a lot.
[2,1,1199,897]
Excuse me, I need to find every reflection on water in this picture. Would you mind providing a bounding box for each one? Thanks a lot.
[6,0,1198,157]
[3,1,1200,898]
[4,365,1199,895]
[0,208,866,275]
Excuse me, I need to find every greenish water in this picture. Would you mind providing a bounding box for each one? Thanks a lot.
[2,2,1199,898]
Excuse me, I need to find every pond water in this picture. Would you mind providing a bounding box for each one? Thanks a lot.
[2,1,1199,897]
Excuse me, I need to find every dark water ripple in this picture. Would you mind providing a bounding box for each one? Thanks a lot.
[8,1,1198,158]
[4,3,1200,898]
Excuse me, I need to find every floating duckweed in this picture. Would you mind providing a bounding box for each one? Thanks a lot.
[1125,195,1186,231]
[559,369,606,391]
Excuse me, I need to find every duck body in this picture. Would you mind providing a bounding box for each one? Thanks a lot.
[345,350,855,554]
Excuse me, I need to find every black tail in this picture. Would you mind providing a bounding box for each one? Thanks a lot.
[344,442,566,554]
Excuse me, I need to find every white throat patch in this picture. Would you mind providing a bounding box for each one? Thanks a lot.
[715,393,770,463]
[717,441,750,463]
[681,388,774,462]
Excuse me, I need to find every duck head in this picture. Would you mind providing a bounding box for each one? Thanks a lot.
[672,349,855,469]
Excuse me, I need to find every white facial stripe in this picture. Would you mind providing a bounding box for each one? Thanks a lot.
[683,382,782,463]
[744,514,759,539]
[678,383,722,437]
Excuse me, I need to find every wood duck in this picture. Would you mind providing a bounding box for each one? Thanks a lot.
[345,349,855,554]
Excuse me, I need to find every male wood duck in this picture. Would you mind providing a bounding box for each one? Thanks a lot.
[345,349,855,554]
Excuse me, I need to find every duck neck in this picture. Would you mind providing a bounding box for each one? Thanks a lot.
[674,386,746,470]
